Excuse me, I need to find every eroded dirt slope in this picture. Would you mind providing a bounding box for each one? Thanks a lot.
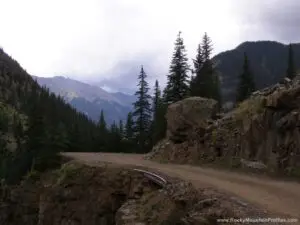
[1,160,279,225]
[63,152,300,222]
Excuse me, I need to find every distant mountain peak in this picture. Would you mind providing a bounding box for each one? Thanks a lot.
[54,75,66,79]
[32,76,135,124]
[234,41,285,51]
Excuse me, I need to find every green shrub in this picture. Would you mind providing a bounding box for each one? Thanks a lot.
[55,163,82,184]
[233,96,265,122]
[24,168,40,182]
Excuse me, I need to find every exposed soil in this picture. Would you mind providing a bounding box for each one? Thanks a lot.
[63,152,300,222]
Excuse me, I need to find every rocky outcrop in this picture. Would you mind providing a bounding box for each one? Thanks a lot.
[0,162,271,225]
[166,97,218,144]
[149,76,300,177]
[147,97,220,164]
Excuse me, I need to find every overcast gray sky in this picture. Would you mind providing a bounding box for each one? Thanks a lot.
[0,0,299,92]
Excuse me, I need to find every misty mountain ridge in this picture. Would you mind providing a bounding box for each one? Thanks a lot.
[33,75,136,124]
[33,76,135,105]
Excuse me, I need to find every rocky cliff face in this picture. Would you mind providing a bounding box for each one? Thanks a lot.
[0,162,268,225]
[149,77,300,177]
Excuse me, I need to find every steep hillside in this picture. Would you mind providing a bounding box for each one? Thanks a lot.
[111,91,136,106]
[33,76,135,124]
[0,48,100,184]
[215,41,300,104]
[69,97,131,125]
[149,76,300,177]
[0,101,26,154]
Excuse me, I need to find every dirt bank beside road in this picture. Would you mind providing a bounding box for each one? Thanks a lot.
[63,152,300,222]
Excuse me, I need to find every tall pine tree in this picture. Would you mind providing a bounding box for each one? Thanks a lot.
[132,66,152,153]
[98,110,107,132]
[286,43,296,79]
[119,120,124,139]
[190,33,221,106]
[123,112,135,153]
[164,31,190,104]
[125,112,134,141]
[152,80,161,120]
[107,121,122,152]
[96,110,107,152]
[202,32,213,62]
[190,43,204,96]
[236,52,256,102]
[151,80,166,146]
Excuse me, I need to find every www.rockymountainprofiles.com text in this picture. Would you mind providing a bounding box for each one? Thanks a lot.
[217,217,298,223]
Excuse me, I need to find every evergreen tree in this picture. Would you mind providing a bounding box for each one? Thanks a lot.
[0,110,9,133]
[202,32,213,61]
[0,135,10,181]
[190,33,221,106]
[199,33,215,99]
[68,122,84,152]
[25,99,54,171]
[153,80,161,119]
[286,43,296,79]
[190,34,212,98]
[123,112,135,153]
[190,44,204,96]
[119,120,124,138]
[125,112,134,141]
[150,80,161,147]
[132,66,152,152]
[13,115,24,150]
[236,52,256,102]
[110,121,119,134]
[164,31,190,103]
[107,121,122,152]
[96,110,108,152]
[98,110,107,132]
[151,80,166,145]
[50,122,69,153]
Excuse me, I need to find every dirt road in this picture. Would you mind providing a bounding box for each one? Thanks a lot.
[63,152,300,220]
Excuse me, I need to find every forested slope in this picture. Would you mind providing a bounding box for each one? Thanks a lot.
[214,41,300,104]
[0,48,100,184]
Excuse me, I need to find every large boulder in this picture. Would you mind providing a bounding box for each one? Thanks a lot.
[166,97,218,143]
[265,85,300,109]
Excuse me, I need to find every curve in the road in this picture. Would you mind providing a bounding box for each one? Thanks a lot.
[62,152,300,220]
